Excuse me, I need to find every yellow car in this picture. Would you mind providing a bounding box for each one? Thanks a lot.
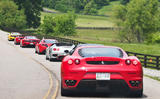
[8,32,21,41]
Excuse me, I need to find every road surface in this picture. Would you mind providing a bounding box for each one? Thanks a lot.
[0,30,160,99]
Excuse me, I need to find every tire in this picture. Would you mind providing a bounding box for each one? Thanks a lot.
[129,89,143,97]
[37,47,41,54]
[14,41,18,45]
[35,49,37,53]
[20,42,24,48]
[49,57,53,61]
[49,54,54,61]
[46,55,49,60]
[61,83,73,96]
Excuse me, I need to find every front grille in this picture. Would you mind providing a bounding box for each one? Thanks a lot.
[52,54,58,57]
[86,61,119,65]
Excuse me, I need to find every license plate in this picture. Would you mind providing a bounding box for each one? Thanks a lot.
[96,73,110,80]
[30,43,34,45]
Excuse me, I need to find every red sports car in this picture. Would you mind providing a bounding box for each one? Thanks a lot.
[61,44,143,97]
[14,36,24,45]
[35,39,58,54]
[20,36,40,48]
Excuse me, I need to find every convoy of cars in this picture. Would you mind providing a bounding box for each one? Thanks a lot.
[8,32,143,97]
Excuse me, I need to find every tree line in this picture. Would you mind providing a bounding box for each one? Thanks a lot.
[115,0,160,43]
[42,0,110,15]
[0,0,42,29]
[0,0,76,36]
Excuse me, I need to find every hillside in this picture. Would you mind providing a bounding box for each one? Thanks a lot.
[41,1,160,56]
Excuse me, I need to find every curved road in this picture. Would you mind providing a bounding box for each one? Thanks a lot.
[0,30,160,99]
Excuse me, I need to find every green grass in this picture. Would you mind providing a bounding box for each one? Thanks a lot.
[41,12,115,27]
[98,1,120,17]
[63,29,160,56]
[76,15,114,27]
[145,75,160,82]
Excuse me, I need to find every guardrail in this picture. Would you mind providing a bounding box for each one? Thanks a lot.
[126,51,160,70]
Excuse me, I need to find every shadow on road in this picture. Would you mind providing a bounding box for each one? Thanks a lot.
[64,91,147,98]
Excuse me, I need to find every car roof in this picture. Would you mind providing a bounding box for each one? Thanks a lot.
[11,32,21,35]
[76,44,104,48]
[43,39,57,41]
[77,45,122,50]
[25,36,36,37]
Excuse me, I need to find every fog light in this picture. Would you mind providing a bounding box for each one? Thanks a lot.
[65,80,77,86]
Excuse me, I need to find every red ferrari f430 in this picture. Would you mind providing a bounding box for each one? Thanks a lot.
[20,36,40,47]
[35,39,58,54]
[61,44,143,97]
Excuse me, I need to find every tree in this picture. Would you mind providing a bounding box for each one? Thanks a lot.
[38,16,55,35]
[42,0,110,14]
[115,0,160,43]
[121,0,130,5]
[39,13,76,36]
[0,0,26,30]
[13,0,42,28]
[94,0,109,9]
[42,0,58,9]
[83,0,98,15]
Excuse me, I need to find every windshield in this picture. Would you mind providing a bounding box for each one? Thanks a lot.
[55,43,73,46]
[11,32,20,35]
[26,36,37,39]
[78,47,123,58]
[44,40,58,44]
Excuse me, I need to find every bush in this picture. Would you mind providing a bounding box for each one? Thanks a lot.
[83,0,98,15]
[39,13,76,36]
[147,32,160,44]
[38,16,55,35]
[0,0,26,30]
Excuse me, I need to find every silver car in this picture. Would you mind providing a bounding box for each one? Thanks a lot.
[46,43,75,61]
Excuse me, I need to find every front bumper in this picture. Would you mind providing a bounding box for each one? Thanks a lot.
[50,53,67,60]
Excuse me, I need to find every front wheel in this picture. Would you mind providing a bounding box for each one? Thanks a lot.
[20,43,23,48]
[46,55,49,60]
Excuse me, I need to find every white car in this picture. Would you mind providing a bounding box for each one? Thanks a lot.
[46,43,75,61]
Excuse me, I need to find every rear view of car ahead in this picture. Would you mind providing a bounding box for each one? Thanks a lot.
[61,45,143,97]
[14,36,24,45]
[8,32,21,41]
[35,39,58,54]
[20,36,40,48]
[46,43,75,61]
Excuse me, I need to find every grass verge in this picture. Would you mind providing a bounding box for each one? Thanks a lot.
[145,74,160,82]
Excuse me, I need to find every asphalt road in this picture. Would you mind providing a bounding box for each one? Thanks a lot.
[0,30,160,99]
